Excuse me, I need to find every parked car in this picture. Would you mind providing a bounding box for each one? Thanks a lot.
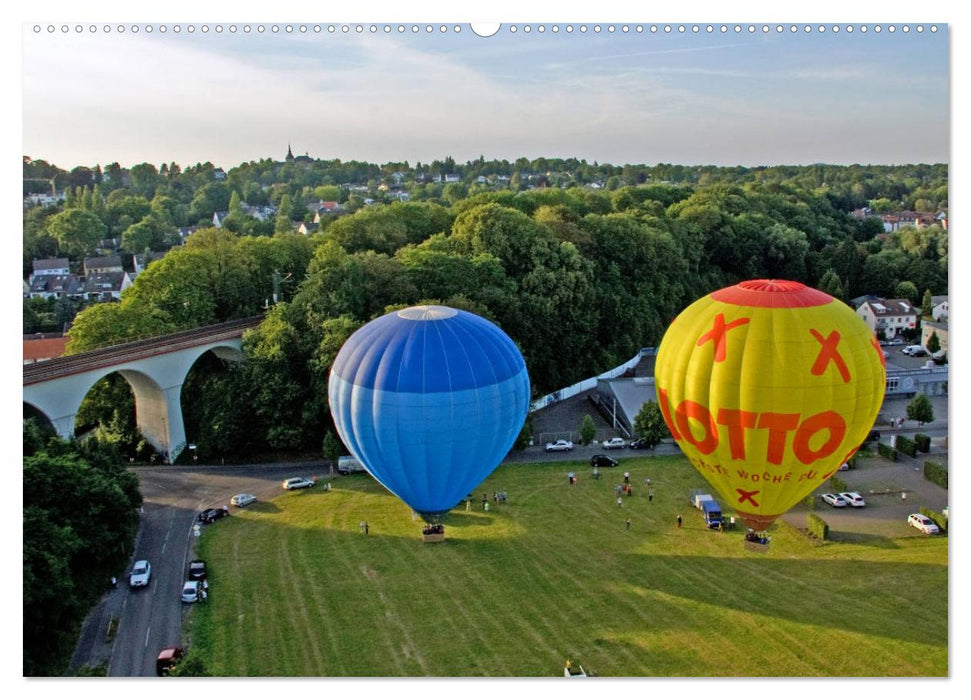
[839,492,866,508]
[820,493,848,507]
[129,559,151,588]
[198,507,229,523]
[181,579,208,603]
[283,477,315,490]
[864,430,880,444]
[602,437,627,450]
[156,646,184,676]
[545,440,574,453]
[590,454,619,468]
[628,438,651,450]
[230,493,257,507]
[907,513,940,534]
[188,559,207,580]
[902,345,927,356]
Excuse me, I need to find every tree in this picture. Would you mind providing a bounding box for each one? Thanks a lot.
[47,208,107,259]
[817,269,845,300]
[922,288,934,318]
[632,400,669,451]
[906,393,934,427]
[322,430,341,478]
[926,331,941,354]
[578,414,596,445]
[895,281,919,305]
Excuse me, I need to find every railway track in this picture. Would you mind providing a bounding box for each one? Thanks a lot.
[23,316,262,385]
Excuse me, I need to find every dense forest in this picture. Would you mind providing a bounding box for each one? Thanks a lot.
[24,155,948,459]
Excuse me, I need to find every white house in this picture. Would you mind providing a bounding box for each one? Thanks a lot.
[931,296,948,322]
[856,298,918,339]
[31,258,70,280]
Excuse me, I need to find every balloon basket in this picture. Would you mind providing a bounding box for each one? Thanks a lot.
[421,524,445,543]
[744,539,770,553]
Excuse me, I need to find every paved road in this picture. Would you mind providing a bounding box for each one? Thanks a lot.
[71,460,328,676]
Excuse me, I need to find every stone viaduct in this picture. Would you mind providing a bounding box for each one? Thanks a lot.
[23,317,261,463]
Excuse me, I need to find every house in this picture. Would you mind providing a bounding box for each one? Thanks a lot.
[83,255,124,276]
[97,237,121,254]
[213,168,227,180]
[177,226,199,243]
[880,211,937,232]
[23,334,69,364]
[212,211,230,228]
[856,298,918,339]
[240,203,277,221]
[82,271,131,302]
[28,274,82,300]
[297,222,319,236]
[31,258,70,279]
[133,252,165,278]
[931,296,948,322]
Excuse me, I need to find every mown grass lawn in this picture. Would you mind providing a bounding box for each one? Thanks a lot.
[188,455,947,677]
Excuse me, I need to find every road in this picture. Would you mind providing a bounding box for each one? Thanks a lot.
[71,460,328,676]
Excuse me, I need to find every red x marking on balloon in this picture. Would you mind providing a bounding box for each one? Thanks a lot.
[697,313,750,362]
[736,488,760,507]
[810,329,850,383]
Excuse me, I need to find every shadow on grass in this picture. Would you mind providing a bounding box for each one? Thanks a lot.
[614,549,947,648]
[246,502,282,514]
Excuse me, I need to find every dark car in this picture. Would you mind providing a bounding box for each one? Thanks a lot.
[198,507,228,524]
[188,559,207,581]
[628,438,651,450]
[590,454,619,468]
[863,430,880,444]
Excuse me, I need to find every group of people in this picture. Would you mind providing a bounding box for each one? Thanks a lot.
[744,529,770,545]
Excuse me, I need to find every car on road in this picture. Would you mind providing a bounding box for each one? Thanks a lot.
[907,513,940,534]
[821,493,848,507]
[902,345,928,356]
[590,454,619,468]
[230,493,257,507]
[156,646,184,676]
[602,437,627,450]
[283,476,315,490]
[545,440,574,453]
[181,579,207,603]
[338,456,366,475]
[198,507,229,523]
[839,492,866,508]
[881,338,904,346]
[188,559,207,581]
[628,438,651,450]
[129,560,151,588]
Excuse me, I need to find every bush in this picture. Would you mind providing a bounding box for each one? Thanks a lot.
[807,512,829,541]
[924,460,948,489]
[877,442,898,461]
[920,506,948,533]
[578,414,596,445]
[802,493,816,511]
[828,475,847,493]
[914,433,931,453]
[896,435,917,457]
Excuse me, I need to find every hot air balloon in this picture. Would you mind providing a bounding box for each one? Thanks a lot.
[654,280,886,537]
[327,305,530,528]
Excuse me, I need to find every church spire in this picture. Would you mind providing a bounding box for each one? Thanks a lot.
[286,143,295,162]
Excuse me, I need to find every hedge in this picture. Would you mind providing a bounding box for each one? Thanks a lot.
[807,512,829,541]
[896,435,918,457]
[914,433,931,453]
[828,475,847,493]
[920,506,948,533]
[877,442,898,461]
[924,460,948,489]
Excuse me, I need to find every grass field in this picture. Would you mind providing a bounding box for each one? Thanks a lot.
[189,455,947,677]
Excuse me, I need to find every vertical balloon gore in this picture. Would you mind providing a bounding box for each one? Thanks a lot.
[328,305,531,523]
[654,280,886,532]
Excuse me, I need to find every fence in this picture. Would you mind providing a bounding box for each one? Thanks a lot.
[530,347,655,413]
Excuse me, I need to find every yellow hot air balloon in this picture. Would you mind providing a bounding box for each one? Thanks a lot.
[654,280,886,534]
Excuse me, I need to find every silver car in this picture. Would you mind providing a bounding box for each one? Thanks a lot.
[129,560,151,588]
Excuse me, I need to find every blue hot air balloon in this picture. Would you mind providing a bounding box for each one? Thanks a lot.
[328,305,531,522]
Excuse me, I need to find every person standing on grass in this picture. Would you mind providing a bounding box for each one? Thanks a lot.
[626,517,631,531]
[617,497,623,507]
[648,489,654,502]
[624,471,630,485]
[677,514,682,528]
[365,522,369,535]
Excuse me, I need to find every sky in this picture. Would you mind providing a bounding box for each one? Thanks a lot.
[21,18,949,171]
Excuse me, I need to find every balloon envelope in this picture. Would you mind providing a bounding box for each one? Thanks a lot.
[654,280,886,531]
[328,305,530,520]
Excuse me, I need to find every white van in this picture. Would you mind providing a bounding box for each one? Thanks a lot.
[338,456,366,475]
[903,345,927,357]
